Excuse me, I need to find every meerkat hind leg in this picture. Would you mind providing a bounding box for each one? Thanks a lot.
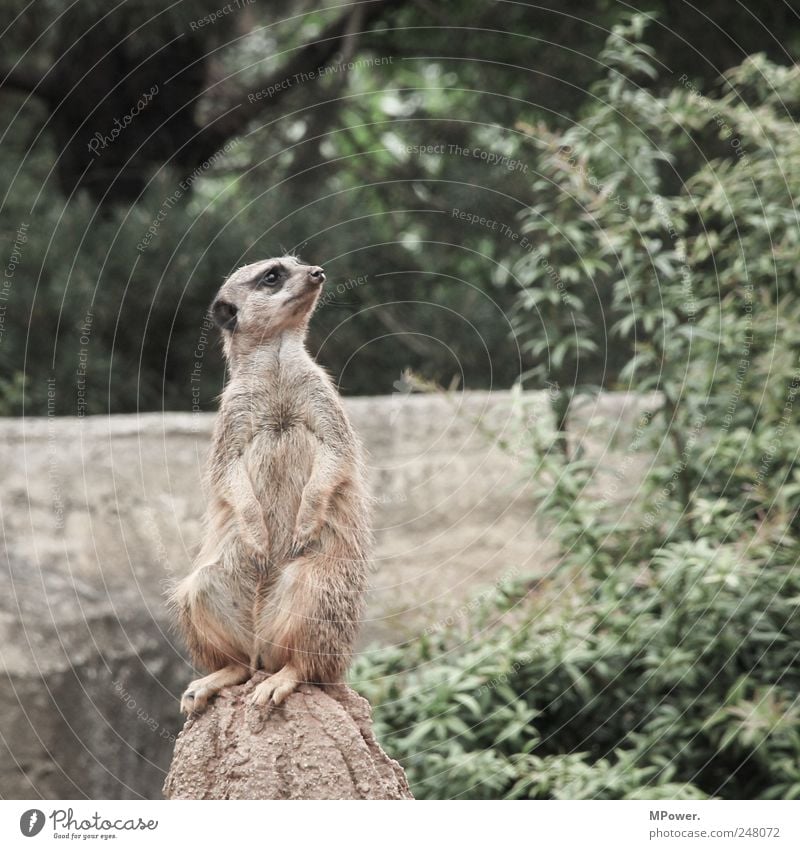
[251,664,301,706]
[181,663,251,715]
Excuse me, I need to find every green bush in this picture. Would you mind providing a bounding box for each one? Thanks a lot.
[353,17,800,800]
[355,534,800,799]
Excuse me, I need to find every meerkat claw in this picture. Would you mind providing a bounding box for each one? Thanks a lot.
[290,525,315,559]
[289,539,308,559]
[291,518,324,559]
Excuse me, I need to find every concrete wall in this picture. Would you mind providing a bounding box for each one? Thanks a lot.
[0,390,651,798]
[0,391,546,797]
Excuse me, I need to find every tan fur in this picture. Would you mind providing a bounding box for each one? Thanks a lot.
[169,256,370,713]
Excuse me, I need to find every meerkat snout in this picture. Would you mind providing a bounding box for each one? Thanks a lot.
[210,256,327,344]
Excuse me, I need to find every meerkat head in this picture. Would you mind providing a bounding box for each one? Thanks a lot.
[210,256,326,349]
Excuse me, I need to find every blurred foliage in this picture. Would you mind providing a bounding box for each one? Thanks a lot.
[354,17,800,799]
[2,1,800,413]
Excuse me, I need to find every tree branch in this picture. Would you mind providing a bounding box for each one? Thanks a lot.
[184,0,406,169]
[0,64,59,103]
[372,306,437,356]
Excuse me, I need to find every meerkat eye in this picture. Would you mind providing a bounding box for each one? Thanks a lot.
[256,265,284,288]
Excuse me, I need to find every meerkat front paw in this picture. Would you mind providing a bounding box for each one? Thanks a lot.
[180,682,213,715]
[250,666,300,706]
[242,526,270,559]
[290,520,320,558]
[180,665,251,716]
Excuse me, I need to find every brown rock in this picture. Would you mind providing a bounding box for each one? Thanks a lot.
[163,675,413,800]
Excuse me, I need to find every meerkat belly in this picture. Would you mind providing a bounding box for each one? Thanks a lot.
[245,425,317,555]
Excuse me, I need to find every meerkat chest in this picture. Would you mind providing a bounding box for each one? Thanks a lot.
[259,397,308,436]
[224,370,309,419]
[258,370,323,437]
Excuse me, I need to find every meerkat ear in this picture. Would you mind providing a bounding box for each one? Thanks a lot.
[212,299,238,331]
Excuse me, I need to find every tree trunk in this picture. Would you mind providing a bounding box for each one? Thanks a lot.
[163,674,413,800]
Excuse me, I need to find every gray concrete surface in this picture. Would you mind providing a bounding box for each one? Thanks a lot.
[0,390,650,798]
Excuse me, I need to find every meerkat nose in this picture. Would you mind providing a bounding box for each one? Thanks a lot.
[308,266,326,284]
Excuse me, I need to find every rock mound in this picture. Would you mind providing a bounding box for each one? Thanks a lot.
[163,675,413,800]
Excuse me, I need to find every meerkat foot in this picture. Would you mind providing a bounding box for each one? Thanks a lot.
[181,664,250,715]
[250,665,301,706]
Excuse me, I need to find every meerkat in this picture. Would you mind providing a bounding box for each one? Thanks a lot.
[169,256,370,714]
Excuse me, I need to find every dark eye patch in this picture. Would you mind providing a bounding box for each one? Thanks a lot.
[252,264,286,289]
